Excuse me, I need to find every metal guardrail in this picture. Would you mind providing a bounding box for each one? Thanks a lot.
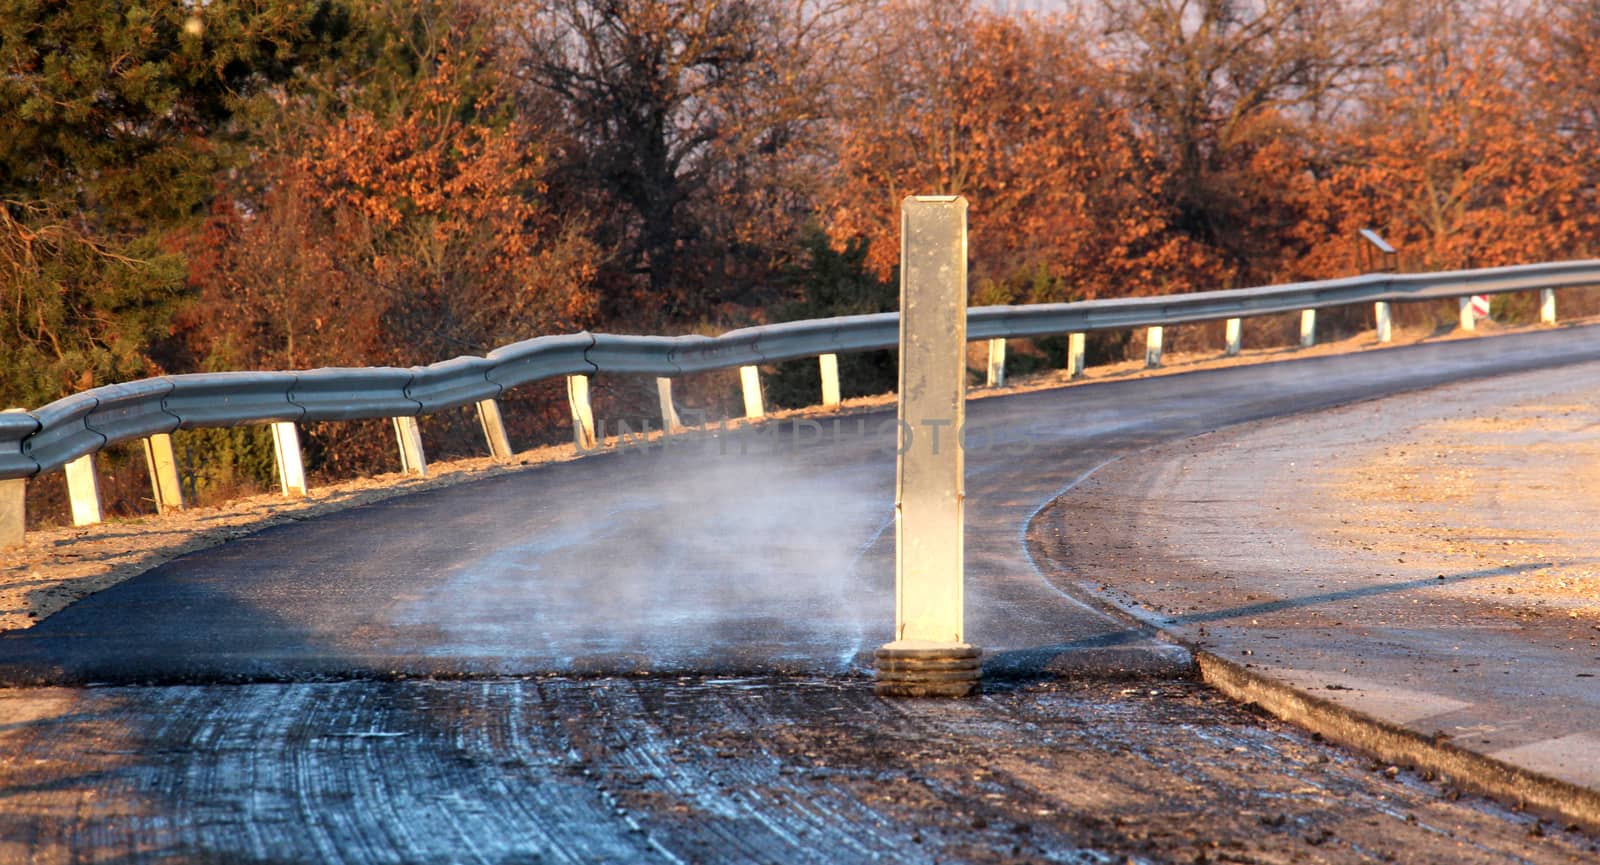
[3,259,1599,482]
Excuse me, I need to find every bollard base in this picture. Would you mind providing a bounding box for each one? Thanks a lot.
[874,640,981,698]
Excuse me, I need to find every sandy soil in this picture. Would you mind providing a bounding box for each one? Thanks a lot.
[1317,393,1600,611]
[1,316,1584,634]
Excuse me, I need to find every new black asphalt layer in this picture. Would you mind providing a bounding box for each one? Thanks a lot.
[4,326,1600,687]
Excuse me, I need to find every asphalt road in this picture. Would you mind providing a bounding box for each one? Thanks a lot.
[4,325,1600,863]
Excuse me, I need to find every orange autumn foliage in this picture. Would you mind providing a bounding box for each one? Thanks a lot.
[825,3,1225,304]
[1292,15,1596,278]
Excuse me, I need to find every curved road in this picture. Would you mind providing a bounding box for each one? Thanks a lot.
[3,326,1600,863]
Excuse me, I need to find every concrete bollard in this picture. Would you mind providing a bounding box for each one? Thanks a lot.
[65,453,102,527]
[141,433,184,514]
[876,194,978,699]
[1,478,23,548]
[1375,301,1392,343]
[475,399,514,460]
[739,365,765,419]
[986,338,1006,387]
[1541,289,1557,325]
[1224,318,1241,357]
[1299,309,1316,348]
[1458,297,1475,332]
[566,375,598,451]
[1145,326,1163,368]
[655,378,683,433]
[1067,332,1086,378]
[819,353,841,407]
[392,416,427,477]
[270,421,308,496]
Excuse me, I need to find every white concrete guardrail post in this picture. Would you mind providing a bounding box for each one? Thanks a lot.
[0,476,21,548]
[2,408,28,547]
[392,416,427,477]
[65,453,102,526]
[1541,289,1557,324]
[1458,296,1476,332]
[655,378,683,433]
[986,338,1006,387]
[819,353,842,406]
[739,365,765,419]
[270,421,308,497]
[474,399,514,460]
[1067,332,1086,377]
[1299,309,1317,348]
[1224,318,1242,357]
[566,374,598,451]
[1375,301,1393,343]
[875,194,979,699]
[141,433,184,513]
[1145,326,1164,368]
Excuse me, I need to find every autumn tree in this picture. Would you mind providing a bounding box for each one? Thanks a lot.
[183,0,600,477]
[1289,3,1592,279]
[514,0,878,324]
[1097,0,1387,282]
[0,0,344,406]
[826,2,1221,305]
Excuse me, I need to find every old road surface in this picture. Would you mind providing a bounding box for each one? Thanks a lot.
[4,327,1600,863]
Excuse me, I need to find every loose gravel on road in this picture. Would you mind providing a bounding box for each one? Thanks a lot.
[1,676,1595,865]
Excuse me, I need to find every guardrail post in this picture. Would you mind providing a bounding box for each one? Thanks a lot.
[271,421,308,497]
[986,338,1006,387]
[876,194,977,699]
[474,399,514,460]
[141,433,184,514]
[739,365,765,419]
[655,378,683,433]
[392,417,427,477]
[1224,318,1241,356]
[1067,333,1086,378]
[1458,297,1475,332]
[1299,309,1316,348]
[1540,289,1557,325]
[819,354,842,406]
[0,478,22,548]
[1374,302,1392,343]
[566,375,598,450]
[1145,326,1163,368]
[65,454,102,527]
